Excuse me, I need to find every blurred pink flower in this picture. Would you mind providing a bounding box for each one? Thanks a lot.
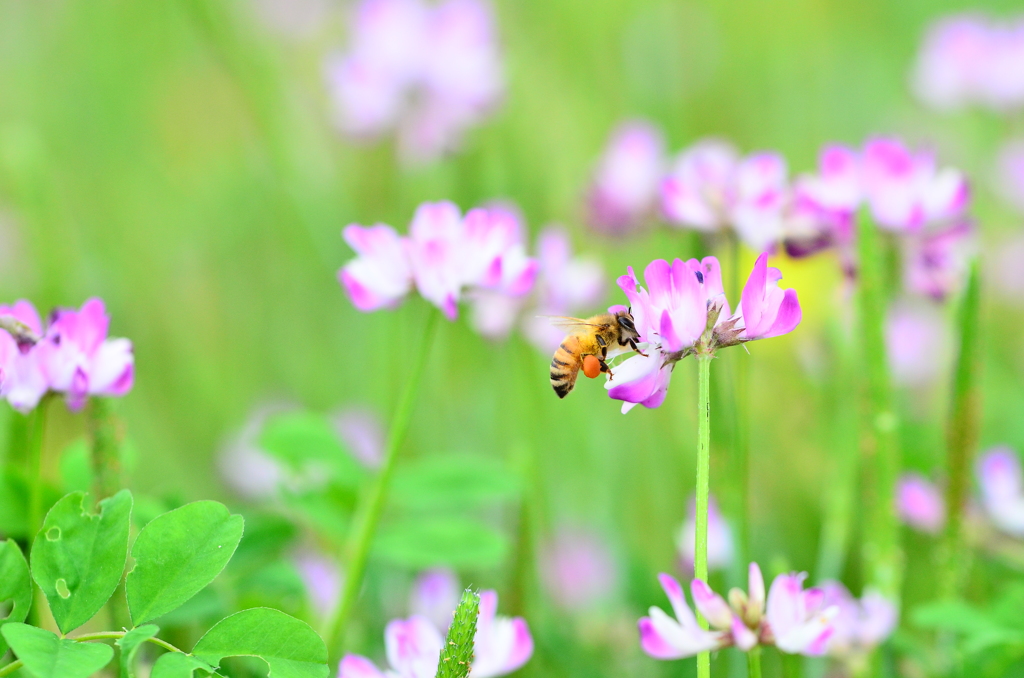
[587,121,665,235]
[38,298,134,412]
[521,228,605,352]
[0,300,49,412]
[539,527,619,611]
[819,582,897,660]
[217,404,291,500]
[639,564,836,659]
[995,139,1024,215]
[608,253,800,413]
[340,590,532,678]
[791,139,969,239]
[409,568,460,630]
[339,201,538,322]
[902,221,974,301]
[678,494,734,575]
[896,474,945,534]
[325,0,503,164]
[332,406,385,468]
[338,224,414,313]
[912,14,1024,112]
[977,447,1024,537]
[294,549,342,617]
[884,300,948,387]
[662,140,789,251]
[861,138,968,234]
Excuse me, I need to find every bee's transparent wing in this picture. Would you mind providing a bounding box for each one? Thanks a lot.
[538,315,606,330]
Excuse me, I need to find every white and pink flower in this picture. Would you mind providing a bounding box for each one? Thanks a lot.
[896,474,945,534]
[587,121,665,235]
[638,564,836,660]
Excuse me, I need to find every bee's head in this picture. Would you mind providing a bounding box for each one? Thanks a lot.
[615,309,639,340]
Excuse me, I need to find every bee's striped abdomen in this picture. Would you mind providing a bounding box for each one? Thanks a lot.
[550,339,581,398]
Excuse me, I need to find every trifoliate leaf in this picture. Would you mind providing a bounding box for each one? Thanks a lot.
[192,608,328,678]
[1,622,113,678]
[126,501,244,625]
[30,490,133,634]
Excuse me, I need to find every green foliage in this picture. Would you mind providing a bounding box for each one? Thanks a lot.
[435,589,480,678]
[391,455,520,510]
[259,411,366,488]
[0,539,31,657]
[30,490,132,634]
[192,607,329,678]
[375,516,508,569]
[116,625,158,678]
[0,623,113,678]
[126,500,244,625]
[914,583,1024,656]
[0,471,28,538]
[149,652,217,678]
[57,439,91,494]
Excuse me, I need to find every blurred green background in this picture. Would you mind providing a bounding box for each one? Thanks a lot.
[0,0,1023,676]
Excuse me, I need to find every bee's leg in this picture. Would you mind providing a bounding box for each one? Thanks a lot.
[629,338,648,357]
[599,343,613,380]
[599,358,613,379]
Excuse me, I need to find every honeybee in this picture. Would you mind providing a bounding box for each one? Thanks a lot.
[548,309,644,398]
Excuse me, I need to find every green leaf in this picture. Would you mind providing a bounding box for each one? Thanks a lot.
[391,455,520,510]
[436,589,479,678]
[375,517,509,569]
[30,490,133,634]
[0,622,113,678]
[126,501,244,625]
[192,608,328,678]
[0,539,32,657]
[258,411,365,488]
[116,625,158,678]
[149,652,217,678]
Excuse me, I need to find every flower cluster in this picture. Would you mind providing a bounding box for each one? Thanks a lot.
[912,13,1024,113]
[639,564,836,659]
[606,253,800,413]
[819,582,898,664]
[340,588,532,678]
[339,201,537,320]
[662,141,789,252]
[0,298,134,413]
[325,0,503,164]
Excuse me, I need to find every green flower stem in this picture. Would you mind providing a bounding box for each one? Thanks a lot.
[941,262,981,599]
[0,660,20,677]
[855,210,901,602]
[747,647,762,678]
[325,309,440,659]
[695,353,713,678]
[88,398,121,500]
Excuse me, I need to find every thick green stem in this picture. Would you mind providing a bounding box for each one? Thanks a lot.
[855,210,901,602]
[940,262,981,599]
[88,398,121,499]
[324,310,439,659]
[0,660,21,677]
[695,354,712,678]
[26,397,50,540]
[747,647,762,678]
